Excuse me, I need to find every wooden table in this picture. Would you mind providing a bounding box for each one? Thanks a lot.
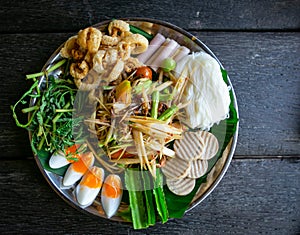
[1,1,299,234]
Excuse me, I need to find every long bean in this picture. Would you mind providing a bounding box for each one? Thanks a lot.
[129,25,153,41]
[151,90,159,119]
[157,105,178,121]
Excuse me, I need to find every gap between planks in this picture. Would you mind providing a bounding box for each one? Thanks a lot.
[1,155,299,161]
[1,28,299,36]
[233,155,300,160]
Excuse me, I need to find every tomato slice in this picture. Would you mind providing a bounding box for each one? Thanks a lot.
[135,66,152,80]
[110,149,135,159]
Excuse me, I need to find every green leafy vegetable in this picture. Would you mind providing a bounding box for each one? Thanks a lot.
[11,59,86,167]
[11,79,40,128]
[29,76,84,155]
[165,175,207,218]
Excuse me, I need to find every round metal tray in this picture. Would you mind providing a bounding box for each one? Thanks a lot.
[31,18,239,223]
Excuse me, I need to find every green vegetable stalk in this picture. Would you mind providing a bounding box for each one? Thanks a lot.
[142,171,156,226]
[26,59,66,80]
[11,79,40,128]
[151,90,159,119]
[129,24,153,40]
[158,104,178,121]
[124,168,170,229]
[125,168,148,229]
[153,168,168,223]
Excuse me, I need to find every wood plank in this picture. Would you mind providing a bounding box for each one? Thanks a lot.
[0,158,299,234]
[1,0,300,33]
[1,32,299,158]
[0,33,74,159]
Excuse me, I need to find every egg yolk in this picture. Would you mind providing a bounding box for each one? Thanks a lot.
[103,176,121,198]
[72,153,92,173]
[80,170,102,188]
[65,144,81,162]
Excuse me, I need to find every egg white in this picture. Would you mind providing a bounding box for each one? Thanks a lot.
[63,168,85,187]
[101,195,122,218]
[49,151,70,169]
[76,185,101,207]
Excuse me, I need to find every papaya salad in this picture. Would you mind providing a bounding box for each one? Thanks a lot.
[11,19,238,229]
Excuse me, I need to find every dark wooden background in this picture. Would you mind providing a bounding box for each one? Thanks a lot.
[1,0,299,234]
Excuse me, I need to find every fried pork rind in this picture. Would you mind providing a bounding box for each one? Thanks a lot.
[108,19,130,37]
[60,36,78,59]
[77,27,102,54]
[60,20,148,89]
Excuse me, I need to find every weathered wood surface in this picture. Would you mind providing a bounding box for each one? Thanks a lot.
[1,32,299,158]
[0,158,299,234]
[1,0,300,33]
[1,0,299,234]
